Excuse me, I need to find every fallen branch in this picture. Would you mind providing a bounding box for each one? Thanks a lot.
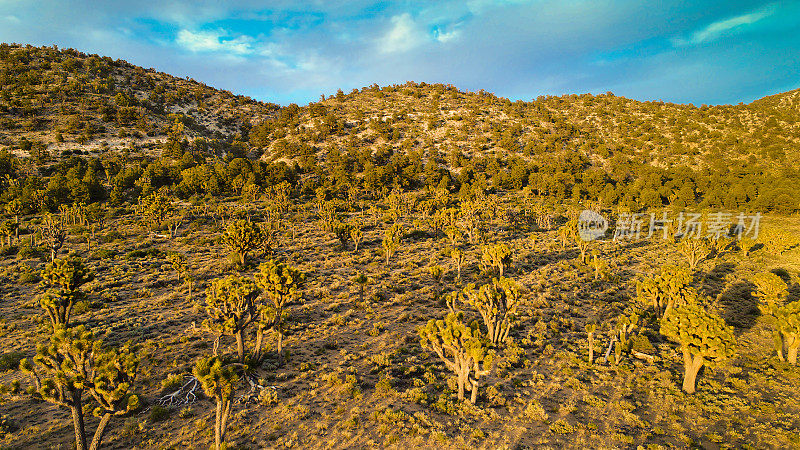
[157,376,201,407]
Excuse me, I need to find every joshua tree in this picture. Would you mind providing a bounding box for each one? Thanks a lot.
[586,323,597,364]
[660,302,736,393]
[353,272,368,303]
[193,356,240,450]
[382,223,404,267]
[451,248,464,283]
[0,219,16,246]
[428,264,444,298]
[753,272,791,361]
[254,260,305,356]
[38,214,67,262]
[6,198,22,225]
[480,243,513,277]
[677,237,711,270]
[738,236,756,257]
[20,326,140,450]
[258,220,280,255]
[86,343,140,450]
[349,221,364,252]
[39,257,92,328]
[636,265,696,318]
[418,312,495,404]
[222,219,265,268]
[315,200,337,233]
[21,326,95,450]
[202,275,264,363]
[590,250,610,281]
[167,252,195,298]
[461,277,522,346]
[775,302,800,365]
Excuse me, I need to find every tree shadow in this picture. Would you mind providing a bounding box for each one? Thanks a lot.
[699,262,736,299]
[716,280,759,331]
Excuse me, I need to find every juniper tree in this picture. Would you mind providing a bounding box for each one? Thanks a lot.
[418,312,495,404]
[134,188,172,233]
[461,277,521,346]
[39,257,92,328]
[382,223,403,267]
[254,260,305,355]
[636,265,696,318]
[193,356,240,450]
[480,243,512,277]
[333,220,352,249]
[660,302,736,393]
[222,219,265,268]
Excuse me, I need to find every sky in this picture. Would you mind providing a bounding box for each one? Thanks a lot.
[1,0,799,106]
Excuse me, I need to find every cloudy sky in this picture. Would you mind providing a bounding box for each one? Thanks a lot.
[1,0,799,106]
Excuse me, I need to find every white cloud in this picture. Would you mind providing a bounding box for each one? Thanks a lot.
[2,14,19,23]
[433,27,460,43]
[379,13,425,53]
[677,4,776,46]
[176,29,254,55]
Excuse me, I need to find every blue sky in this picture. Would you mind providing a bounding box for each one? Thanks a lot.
[1,0,799,106]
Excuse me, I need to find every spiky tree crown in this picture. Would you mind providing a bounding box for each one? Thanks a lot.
[752,272,789,311]
[203,275,261,336]
[255,260,305,307]
[636,265,697,312]
[223,219,265,255]
[660,302,736,363]
[192,356,240,401]
[90,343,140,417]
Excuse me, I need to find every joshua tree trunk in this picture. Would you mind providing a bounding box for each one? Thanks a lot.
[457,371,466,401]
[787,335,799,365]
[774,332,785,362]
[469,377,479,404]
[214,397,233,450]
[236,331,245,363]
[89,413,111,450]
[682,348,704,394]
[71,396,88,450]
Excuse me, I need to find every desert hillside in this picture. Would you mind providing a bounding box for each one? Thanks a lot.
[0,44,799,449]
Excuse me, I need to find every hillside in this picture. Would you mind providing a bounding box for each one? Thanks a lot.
[1,43,800,214]
[0,44,799,450]
[0,43,279,158]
